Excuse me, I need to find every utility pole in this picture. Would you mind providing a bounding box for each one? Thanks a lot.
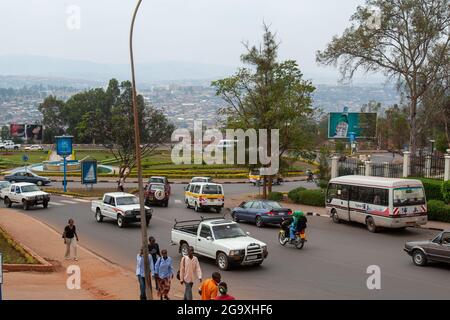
[129,0,152,300]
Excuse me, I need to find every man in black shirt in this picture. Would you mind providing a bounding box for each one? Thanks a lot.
[63,219,79,261]
[148,236,160,289]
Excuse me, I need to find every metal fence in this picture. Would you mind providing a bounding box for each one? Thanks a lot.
[371,163,403,178]
[338,158,365,176]
[409,155,445,179]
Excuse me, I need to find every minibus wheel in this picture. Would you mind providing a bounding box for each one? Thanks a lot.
[331,210,340,223]
[366,217,378,233]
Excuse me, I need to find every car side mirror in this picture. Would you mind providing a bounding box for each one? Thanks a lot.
[246,232,250,236]
[206,236,213,241]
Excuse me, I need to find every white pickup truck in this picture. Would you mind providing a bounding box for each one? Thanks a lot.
[91,192,153,228]
[171,218,268,271]
[0,140,21,150]
[3,182,50,210]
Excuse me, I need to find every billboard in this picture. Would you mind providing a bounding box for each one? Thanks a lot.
[26,125,43,141]
[10,124,26,138]
[81,160,97,185]
[55,136,73,157]
[328,112,377,139]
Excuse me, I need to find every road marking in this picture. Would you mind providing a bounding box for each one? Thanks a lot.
[59,200,78,205]
[73,198,90,203]
[49,202,65,206]
[174,199,182,204]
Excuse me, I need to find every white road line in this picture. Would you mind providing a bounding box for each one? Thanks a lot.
[59,200,78,205]
[49,202,65,206]
[72,198,90,203]
[174,200,182,204]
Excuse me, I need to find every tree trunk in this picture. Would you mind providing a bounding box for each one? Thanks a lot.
[409,97,418,155]
[262,176,267,199]
[268,175,273,194]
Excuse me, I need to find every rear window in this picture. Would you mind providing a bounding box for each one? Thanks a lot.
[394,187,425,207]
[150,177,165,184]
[263,201,282,209]
[150,184,165,191]
[202,185,222,194]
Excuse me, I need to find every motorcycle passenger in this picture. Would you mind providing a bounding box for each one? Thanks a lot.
[306,169,314,182]
[290,211,307,242]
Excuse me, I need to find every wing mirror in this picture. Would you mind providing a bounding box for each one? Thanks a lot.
[206,236,213,241]
[246,232,250,236]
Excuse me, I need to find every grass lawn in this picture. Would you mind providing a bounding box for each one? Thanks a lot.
[45,187,139,198]
[0,228,38,264]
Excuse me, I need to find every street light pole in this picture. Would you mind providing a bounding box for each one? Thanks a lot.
[130,0,153,300]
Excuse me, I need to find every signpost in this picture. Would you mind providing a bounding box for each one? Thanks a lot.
[22,154,29,174]
[81,159,97,191]
[55,136,73,193]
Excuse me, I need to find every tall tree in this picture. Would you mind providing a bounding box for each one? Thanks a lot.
[213,25,315,198]
[38,95,66,143]
[317,0,450,154]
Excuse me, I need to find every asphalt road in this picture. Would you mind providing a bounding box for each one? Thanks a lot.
[8,182,450,299]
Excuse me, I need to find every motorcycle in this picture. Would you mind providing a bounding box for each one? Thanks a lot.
[278,218,306,249]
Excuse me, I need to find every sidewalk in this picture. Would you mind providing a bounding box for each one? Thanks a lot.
[0,208,184,300]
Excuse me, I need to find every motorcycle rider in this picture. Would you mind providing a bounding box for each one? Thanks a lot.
[290,211,307,242]
[306,169,314,182]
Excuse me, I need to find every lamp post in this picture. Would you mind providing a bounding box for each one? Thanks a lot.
[429,139,435,155]
[130,0,152,300]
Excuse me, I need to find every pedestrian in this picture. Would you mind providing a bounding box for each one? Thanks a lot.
[154,249,174,300]
[63,219,79,261]
[118,177,125,192]
[136,247,154,300]
[148,236,161,290]
[215,282,235,300]
[179,246,202,300]
[199,272,221,300]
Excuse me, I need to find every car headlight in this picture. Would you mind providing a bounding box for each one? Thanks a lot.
[125,210,132,215]
[229,250,244,256]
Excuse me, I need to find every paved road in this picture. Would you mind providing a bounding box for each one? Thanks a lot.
[9,182,450,299]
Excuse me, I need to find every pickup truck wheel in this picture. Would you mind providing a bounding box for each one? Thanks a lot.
[36,180,43,186]
[180,243,190,256]
[412,250,427,266]
[95,209,103,222]
[216,252,230,271]
[117,215,125,228]
[22,200,29,211]
[4,198,12,208]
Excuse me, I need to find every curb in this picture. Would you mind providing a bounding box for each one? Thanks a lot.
[43,178,307,185]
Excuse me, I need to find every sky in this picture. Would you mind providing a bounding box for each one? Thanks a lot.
[0,0,382,82]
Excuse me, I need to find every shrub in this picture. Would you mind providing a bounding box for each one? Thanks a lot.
[441,180,450,204]
[288,187,306,202]
[268,192,284,202]
[295,189,326,207]
[317,179,329,189]
[427,200,450,223]
[412,178,444,202]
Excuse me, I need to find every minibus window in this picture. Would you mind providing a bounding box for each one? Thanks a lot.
[393,187,425,207]
[327,184,338,199]
[373,188,388,206]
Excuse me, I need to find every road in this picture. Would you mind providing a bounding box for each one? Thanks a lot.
[9,182,450,299]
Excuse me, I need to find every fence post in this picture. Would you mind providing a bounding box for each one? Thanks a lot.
[445,150,450,181]
[365,161,372,177]
[384,162,390,178]
[425,155,432,178]
[403,151,411,178]
[331,156,339,179]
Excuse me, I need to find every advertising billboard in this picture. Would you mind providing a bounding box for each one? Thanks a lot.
[26,124,43,141]
[81,160,97,185]
[55,136,73,157]
[10,123,26,138]
[328,112,377,139]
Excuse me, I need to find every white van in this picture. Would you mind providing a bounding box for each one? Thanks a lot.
[185,182,224,213]
[326,176,427,232]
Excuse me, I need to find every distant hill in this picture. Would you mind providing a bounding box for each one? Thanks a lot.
[0,55,238,83]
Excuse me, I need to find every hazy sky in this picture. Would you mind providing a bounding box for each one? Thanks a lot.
[0,0,376,81]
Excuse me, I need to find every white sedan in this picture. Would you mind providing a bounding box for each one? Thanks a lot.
[24,145,44,151]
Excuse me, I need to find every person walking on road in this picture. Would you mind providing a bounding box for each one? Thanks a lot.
[148,236,161,290]
[215,282,235,300]
[63,219,79,261]
[199,272,221,300]
[154,249,174,300]
[136,247,154,300]
[179,246,202,300]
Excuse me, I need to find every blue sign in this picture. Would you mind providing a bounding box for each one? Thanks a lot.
[81,160,97,185]
[55,136,73,157]
[349,132,356,143]
[22,154,29,162]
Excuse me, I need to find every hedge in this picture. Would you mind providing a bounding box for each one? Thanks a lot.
[288,188,326,207]
[287,187,306,202]
[268,192,284,202]
[411,178,444,202]
[441,180,450,204]
[427,200,450,223]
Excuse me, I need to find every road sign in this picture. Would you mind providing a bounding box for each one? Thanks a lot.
[55,136,73,157]
[81,160,98,185]
[328,112,377,139]
[22,154,29,162]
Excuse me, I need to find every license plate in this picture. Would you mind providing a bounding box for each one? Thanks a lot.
[247,255,258,260]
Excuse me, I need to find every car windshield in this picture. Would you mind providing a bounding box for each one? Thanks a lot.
[150,178,164,184]
[263,201,282,209]
[0,182,10,188]
[21,185,40,193]
[150,184,164,191]
[393,187,426,207]
[202,185,222,194]
[116,196,139,205]
[212,224,246,239]
[192,178,207,182]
